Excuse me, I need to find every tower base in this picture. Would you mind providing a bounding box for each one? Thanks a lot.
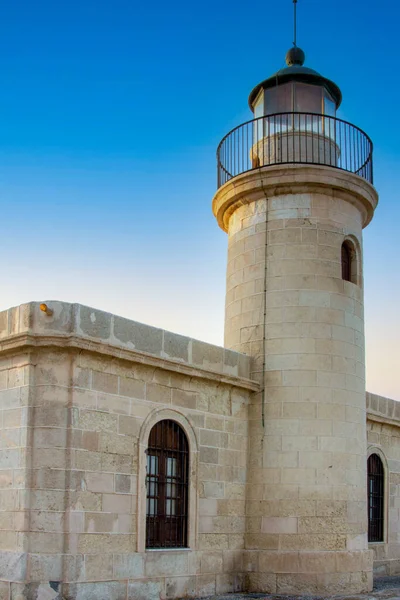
[244,549,373,595]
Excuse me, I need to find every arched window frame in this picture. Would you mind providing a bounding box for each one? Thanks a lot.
[341,236,362,287]
[137,409,199,552]
[367,447,388,544]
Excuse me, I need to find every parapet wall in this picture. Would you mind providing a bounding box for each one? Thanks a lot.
[0,301,252,383]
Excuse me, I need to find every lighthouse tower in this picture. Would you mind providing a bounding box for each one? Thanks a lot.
[212,36,378,596]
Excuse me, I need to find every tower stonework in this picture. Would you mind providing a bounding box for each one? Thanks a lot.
[212,48,379,594]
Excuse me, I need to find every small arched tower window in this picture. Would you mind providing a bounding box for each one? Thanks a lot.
[367,453,385,542]
[341,241,352,282]
[341,238,360,285]
[146,419,189,549]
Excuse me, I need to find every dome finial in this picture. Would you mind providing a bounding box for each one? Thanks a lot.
[286,46,305,66]
[286,1,305,66]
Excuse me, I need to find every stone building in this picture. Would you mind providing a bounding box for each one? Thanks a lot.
[0,46,397,600]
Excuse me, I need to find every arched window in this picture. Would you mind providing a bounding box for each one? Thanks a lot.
[341,241,351,282]
[368,453,384,542]
[146,419,189,548]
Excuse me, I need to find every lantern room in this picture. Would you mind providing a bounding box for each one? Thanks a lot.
[248,46,342,119]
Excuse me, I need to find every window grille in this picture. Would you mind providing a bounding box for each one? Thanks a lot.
[368,453,384,543]
[146,420,189,548]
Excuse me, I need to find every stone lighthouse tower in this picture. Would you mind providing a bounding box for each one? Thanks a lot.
[212,35,378,596]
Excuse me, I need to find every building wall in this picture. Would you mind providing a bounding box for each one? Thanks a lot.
[1,303,400,599]
[0,302,255,600]
[367,392,400,577]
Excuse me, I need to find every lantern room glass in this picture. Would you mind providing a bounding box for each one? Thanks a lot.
[254,81,337,136]
[259,82,336,118]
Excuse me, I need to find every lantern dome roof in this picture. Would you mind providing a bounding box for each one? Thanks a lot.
[248,47,342,111]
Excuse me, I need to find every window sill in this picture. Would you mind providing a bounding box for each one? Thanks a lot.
[368,541,386,545]
[145,548,191,552]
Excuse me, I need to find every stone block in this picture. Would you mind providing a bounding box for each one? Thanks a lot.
[0,311,8,339]
[78,533,133,553]
[102,493,131,513]
[200,429,222,448]
[97,394,131,415]
[84,472,114,493]
[73,450,102,471]
[113,553,143,578]
[200,446,219,465]
[26,532,64,553]
[335,551,363,572]
[119,377,145,400]
[101,453,132,474]
[223,349,240,376]
[0,388,22,411]
[64,582,127,600]
[0,583,9,599]
[7,367,25,389]
[277,572,318,594]
[98,432,136,455]
[85,554,113,580]
[145,551,188,577]
[297,551,336,573]
[84,512,118,533]
[196,574,216,596]
[32,406,67,427]
[261,517,298,534]
[0,552,26,581]
[77,410,118,432]
[29,510,64,532]
[72,389,97,410]
[192,340,224,372]
[115,474,131,494]
[165,576,196,599]
[78,306,111,340]
[199,534,229,550]
[280,533,346,551]
[172,388,197,410]
[72,366,91,389]
[163,331,190,362]
[11,583,60,600]
[202,481,225,498]
[146,383,171,404]
[127,580,164,600]
[0,371,7,391]
[118,415,140,438]
[113,316,163,355]
[92,372,118,395]
[81,431,99,451]
[246,572,277,593]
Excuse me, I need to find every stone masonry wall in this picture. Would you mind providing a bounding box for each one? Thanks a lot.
[0,349,30,600]
[367,392,400,577]
[215,167,375,594]
[0,302,255,600]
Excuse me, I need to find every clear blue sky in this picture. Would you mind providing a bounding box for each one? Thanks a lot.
[0,0,399,399]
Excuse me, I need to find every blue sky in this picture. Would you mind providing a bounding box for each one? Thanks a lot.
[0,0,399,399]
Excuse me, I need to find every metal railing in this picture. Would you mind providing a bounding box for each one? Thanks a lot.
[217,112,373,188]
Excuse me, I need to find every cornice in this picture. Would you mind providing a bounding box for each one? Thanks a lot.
[212,164,378,232]
[0,332,260,393]
[366,411,400,428]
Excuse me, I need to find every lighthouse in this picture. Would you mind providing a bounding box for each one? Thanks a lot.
[212,15,378,596]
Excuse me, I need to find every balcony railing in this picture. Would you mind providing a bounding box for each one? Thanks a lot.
[217,112,373,188]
